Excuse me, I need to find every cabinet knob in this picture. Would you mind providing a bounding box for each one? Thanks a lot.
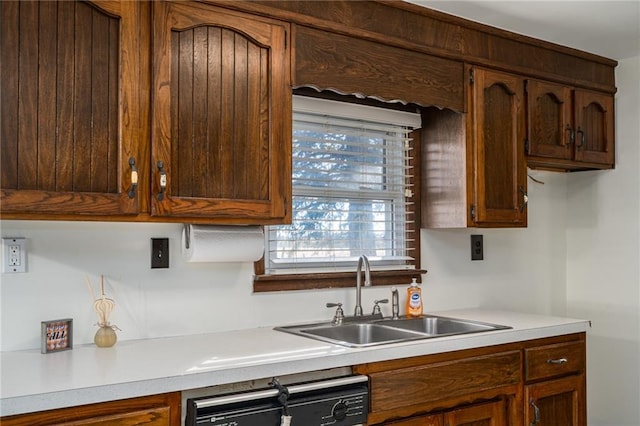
[576,128,586,148]
[565,124,575,146]
[519,186,528,212]
[127,157,138,199]
[157,161,167,201]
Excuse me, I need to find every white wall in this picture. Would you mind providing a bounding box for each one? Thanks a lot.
[566,56,640,426]
[0,169,569,352]
[421,170,568,316]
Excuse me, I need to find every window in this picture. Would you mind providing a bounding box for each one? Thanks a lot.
[254,96,423,291]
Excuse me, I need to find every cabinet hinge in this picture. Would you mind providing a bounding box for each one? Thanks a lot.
[525,138,530,153]
[469,68,474,85]
[470,205,476,220]
[524,79,528,94]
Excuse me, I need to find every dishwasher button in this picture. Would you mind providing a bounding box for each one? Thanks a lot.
[332,401,348,420]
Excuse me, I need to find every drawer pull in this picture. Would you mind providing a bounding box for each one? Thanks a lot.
[547,357,568,365]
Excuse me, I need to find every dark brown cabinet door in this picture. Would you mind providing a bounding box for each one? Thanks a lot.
[526,80,573,160]
[469,67,527,227]
[383,414,443,425]
[574,89,614,166]
[151,1,291,222]
[1,1,141,216]
[525,375,585,426]
[381,401,506,426]
[526,80,614,170]
[1,392,180,426]
[444,401,507,426]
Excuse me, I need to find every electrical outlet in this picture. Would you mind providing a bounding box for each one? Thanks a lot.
[3,238,26,273]
[471,234,483,261]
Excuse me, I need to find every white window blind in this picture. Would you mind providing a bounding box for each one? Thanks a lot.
[265,96,421,274]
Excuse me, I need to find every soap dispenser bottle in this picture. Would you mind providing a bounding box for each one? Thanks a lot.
[406,278,423,317]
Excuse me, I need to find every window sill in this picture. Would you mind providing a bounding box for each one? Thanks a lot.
[253,269,427,293]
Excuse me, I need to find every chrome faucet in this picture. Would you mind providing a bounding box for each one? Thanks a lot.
[354,255,371,316]
[391,287,400,320]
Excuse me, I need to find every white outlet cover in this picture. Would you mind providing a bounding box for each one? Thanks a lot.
[2,237,26,273]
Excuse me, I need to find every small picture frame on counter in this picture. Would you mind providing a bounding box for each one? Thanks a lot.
[41,318,73,354]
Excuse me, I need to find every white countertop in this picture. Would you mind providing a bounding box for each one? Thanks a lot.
[0,309,590,417]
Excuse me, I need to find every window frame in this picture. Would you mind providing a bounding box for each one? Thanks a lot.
[253,95,425,292]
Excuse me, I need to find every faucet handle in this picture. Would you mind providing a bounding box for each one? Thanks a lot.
[326,303,345,325]
[372,299,389,316]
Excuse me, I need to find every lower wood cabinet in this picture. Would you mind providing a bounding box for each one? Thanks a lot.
[524,339,586,426]
[525,375,585,426]
[355,333,586,426]
[0,392,181,426]
[385,400,506,426]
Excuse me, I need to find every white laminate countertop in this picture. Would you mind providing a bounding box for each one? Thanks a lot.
[0,309,590,417]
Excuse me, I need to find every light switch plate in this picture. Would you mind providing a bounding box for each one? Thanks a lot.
[3,237,27,273]
[471,234,484,261]
[151,238,169,269]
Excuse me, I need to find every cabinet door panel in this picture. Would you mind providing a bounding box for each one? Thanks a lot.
[368,350,521,413]
[0,1,140,215]
[384,414,443,425]
[444,400,506,426]
[526,80,573,160]
[525,375,585,426]
[0,392,180,426]
[470,68,526,226]
[574,90,614,166]
[152,1,291,221]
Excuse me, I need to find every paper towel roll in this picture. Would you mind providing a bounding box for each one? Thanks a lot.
[182,225,264,263]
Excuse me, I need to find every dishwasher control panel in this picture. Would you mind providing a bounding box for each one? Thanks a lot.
[186,375,368,426]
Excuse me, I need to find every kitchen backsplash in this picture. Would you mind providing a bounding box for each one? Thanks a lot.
[0,171,568,352]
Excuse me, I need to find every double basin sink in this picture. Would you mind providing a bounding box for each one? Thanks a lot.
[276,314,511,348]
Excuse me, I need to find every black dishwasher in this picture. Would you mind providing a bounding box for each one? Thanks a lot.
[185,375,368,426]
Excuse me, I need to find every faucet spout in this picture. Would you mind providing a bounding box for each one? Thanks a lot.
[355,255,371,316]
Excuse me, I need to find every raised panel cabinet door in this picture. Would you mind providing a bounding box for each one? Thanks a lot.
[383,413,444,425]
[525,375,585,426]
[469,67,527,227]
[444,400,507,426]
[0,0,141,216]
[0,392,180,426]
[573,89,614,167]
[526,79,573,160]
[151,1,291,222]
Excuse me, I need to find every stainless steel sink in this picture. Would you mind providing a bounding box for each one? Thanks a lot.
[376,315,511,336]
[276,315,511,348]
[300,323,427,347]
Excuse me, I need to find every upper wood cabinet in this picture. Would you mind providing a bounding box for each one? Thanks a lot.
[151,1,291,222]
[526,79,614,170]
[0,1,142,216]
[293,25,465,111]
[422,66,527,228]
[469,67,527,227]
[1,0,292,224]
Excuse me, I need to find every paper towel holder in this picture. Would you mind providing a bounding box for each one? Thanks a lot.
[184,224,191,250]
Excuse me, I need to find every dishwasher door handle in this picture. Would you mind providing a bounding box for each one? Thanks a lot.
[193,375,368,409]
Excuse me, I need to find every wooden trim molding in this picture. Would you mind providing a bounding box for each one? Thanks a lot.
[253,269,427,292]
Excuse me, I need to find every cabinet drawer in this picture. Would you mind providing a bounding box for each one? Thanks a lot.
[525,341,585,382]
[368,351,521,413]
